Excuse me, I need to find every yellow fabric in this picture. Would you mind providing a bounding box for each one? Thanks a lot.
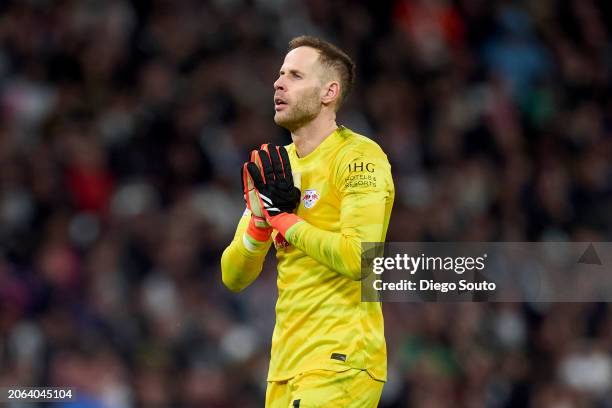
[265,369,384,408]
[221,211,272,292]
[221,126,395,382]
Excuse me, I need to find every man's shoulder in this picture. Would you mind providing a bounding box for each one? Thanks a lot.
[332,127,393,192]
[337,126,387,161]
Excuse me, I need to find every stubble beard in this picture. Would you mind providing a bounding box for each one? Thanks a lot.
[274,87,321,132]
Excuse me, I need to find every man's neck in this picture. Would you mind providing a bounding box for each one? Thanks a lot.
[291,113,338,158]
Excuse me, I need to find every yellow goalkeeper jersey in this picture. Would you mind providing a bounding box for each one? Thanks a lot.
[221,125,394,382]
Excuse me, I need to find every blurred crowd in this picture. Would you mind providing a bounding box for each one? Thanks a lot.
[1,0,612,406]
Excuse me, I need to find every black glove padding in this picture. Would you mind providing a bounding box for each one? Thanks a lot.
[245,144,300,217]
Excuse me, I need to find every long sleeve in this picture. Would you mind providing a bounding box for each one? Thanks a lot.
[221,212,273,292]
[286,191,388,280]
[285,148,394,281]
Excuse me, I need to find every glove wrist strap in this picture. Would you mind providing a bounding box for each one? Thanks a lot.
[269,213,303,237]
[246,217,273,242]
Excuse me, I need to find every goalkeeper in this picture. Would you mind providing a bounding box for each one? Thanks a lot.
[221,36,394,407]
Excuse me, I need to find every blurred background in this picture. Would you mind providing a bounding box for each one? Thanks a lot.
[1,0,612,406]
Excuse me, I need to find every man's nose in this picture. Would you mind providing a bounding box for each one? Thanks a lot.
[274,77,285,91]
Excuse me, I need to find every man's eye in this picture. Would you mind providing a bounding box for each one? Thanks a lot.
[293,73,301,79]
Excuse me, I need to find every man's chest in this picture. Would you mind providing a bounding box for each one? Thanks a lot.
[293,166,341,230]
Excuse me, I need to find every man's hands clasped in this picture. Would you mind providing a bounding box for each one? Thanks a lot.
[242,144,302,242]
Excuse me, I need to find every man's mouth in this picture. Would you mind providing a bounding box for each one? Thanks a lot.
[275,98,287,111]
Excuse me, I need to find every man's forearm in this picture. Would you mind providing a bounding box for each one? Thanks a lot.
[221,215,272,292]
[285,208,385,281]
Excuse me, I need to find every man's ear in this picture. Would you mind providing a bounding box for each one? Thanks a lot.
[321,81,340,106]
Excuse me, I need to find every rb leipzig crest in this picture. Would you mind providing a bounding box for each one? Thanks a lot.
[302,189,320,209]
